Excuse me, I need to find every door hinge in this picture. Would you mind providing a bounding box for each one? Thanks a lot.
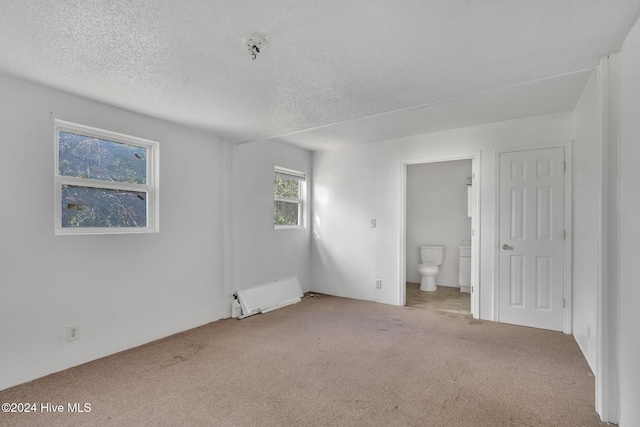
[563,161,567,173]
[562,230,566,240]
[563,298,566,308]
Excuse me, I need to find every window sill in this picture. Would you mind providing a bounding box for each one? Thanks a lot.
[55,227,159,236]
[274,225,304,230]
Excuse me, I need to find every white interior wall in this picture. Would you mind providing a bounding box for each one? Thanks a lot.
[0,73,230,390]
[0,72,315,392]
[571,70,600,372]
[312,112,574,318]
[617,15,640,426]
[406,160,472,286]
[232,140,312,293]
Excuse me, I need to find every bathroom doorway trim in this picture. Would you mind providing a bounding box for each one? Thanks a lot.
[398,152,481,318]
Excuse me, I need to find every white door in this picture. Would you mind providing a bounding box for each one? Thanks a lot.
[498,147,565,331]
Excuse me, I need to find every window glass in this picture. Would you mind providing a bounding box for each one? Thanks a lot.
[274,200,299,226]
[58,131,147,184]
[275,176,299,197]
[61,185,147,228]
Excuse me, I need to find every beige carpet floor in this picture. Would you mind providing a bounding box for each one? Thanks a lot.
[0,294,605,426]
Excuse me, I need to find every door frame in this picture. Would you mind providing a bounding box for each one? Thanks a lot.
[493,141,573,333]
[398,152,481,318]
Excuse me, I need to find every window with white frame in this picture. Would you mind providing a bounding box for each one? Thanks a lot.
[54,120,159,235]
[274,166,306,229]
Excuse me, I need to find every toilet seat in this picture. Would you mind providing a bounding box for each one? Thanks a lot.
[417,262,439,274]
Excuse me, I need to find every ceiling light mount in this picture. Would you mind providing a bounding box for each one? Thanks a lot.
[244,33,268,60]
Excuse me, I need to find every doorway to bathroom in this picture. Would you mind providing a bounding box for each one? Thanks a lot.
[400,155,480,317]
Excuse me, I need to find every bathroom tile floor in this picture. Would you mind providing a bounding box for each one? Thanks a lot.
[406,282,471,315]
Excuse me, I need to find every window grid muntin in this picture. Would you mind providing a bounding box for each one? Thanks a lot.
[58,130,148,184]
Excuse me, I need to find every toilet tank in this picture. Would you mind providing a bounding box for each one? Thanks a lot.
[420,245,445,265]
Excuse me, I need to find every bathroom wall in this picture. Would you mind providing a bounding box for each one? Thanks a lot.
[406,160,472,286]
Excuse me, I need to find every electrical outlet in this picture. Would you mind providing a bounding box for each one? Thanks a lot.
[375,279,382,289]
[67,325,79,342]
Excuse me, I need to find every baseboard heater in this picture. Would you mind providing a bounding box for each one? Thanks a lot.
[235,276,303,319]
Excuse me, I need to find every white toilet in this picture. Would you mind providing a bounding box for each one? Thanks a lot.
[417,245,445,292]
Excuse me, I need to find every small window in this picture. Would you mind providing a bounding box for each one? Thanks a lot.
[274,166,306,229]
[54,120,159,235]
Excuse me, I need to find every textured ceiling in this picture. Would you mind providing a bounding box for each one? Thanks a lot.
[1,1,639,150]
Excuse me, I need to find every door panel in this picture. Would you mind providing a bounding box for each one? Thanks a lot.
[510,255,525,306]
[499,147,565,331]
